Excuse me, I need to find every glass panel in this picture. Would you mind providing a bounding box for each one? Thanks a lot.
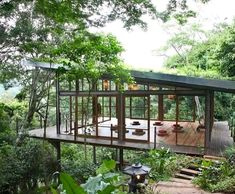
[163,95,176,120]
[179,96,194,121]
[150,95,158,119]
[130,96,148,119]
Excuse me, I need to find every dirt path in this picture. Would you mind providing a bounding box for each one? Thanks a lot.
[153,178,223,194]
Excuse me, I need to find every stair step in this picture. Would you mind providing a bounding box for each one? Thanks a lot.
[203,155,226,161]
[157,181,194,188]
[175,173,194,180]
[170,177,192,184]
[188,164,200,170]
[180,168,200,176]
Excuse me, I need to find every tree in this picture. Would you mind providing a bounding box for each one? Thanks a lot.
[162,21,235,120]
[0,0,209,127]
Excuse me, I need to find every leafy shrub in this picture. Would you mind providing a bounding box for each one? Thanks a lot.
[0,139,57,193]
[141,148,190,181]
[224,145,235,166]
[193,157,235,193]
[53,160,128,194]
[193,160,223,189]
[62,160,97,184]
[210,175,235,193]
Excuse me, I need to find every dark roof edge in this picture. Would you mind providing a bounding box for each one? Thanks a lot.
[22,60,235,94]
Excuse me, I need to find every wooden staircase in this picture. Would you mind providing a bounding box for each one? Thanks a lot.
[153,155,226,194]
[175,166,200,180]
[175,155,225,180]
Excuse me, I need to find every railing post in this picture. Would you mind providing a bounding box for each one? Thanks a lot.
[154,126,157,149]
[43,119,47,138]
[111,124,113,145]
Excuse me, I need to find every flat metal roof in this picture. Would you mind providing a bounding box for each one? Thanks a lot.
[131,70,235,93]
[23,60,235,93]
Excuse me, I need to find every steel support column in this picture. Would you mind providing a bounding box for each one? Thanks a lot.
[205,90,212,150]
[56,72,60,134]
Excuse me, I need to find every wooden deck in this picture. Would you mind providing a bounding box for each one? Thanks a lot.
[29,121,233,156]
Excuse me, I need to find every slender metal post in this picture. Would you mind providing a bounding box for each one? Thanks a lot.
[43,119,47,138]
[93,146,97,164]
[205,90,211,151]
[175,95,179,145]
[56,72,60,134]
[154,126,157,149]
[147,95,150,142]
[69,82,73,134]
[55,141,61,172]
[111,124,113,145]
[158,87,164,121]
[119,148,124,170]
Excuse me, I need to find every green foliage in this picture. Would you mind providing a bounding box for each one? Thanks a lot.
[0,138,57,193]
[210,175,235,193]
[224,145,235,166]
[163,22,235,120]
[214,92,234,120]
[193,153,235,193]
[96,160,116,175]
[141,148,190,180]
[0,101,27,144]
[53,160,128,194]
[164,21,235,79]
[60,172,86,194]
[56,32,133,89]
[81,159,126,194]
[61,144,97,183]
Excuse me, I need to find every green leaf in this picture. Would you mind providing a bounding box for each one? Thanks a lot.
[60,172,86,194]
[82,175,108,194]
[50,186,58,194]
[96,160,116,175]
[97,185,116,194]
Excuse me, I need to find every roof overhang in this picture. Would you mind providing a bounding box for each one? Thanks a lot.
[22,60,235,94]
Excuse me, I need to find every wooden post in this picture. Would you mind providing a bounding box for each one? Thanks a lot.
[111,124,113,145]
[205,90,211,151]
[69,82,73,134]
[154,126,157,149]
[56,72,60,134]
[158,88,164,121]
[74,80,79,140]
[193,96,196,122]
[209,91,214,141]
[119,148,124,170]
[175,95,179,145]
[158,94,164,121]
[93,146,97,164]
[117,93,125,141]
[51,141,61,172]
[43,119,47,138]
[96,96,99,137]
[147,95,150,142]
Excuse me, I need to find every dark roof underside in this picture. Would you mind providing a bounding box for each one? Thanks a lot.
[23,60,235,94]
[131,70,235,93]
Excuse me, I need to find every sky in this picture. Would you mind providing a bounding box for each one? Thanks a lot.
[95,0,235,71]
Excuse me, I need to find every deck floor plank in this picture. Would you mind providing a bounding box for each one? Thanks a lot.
[29,120,233,156]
